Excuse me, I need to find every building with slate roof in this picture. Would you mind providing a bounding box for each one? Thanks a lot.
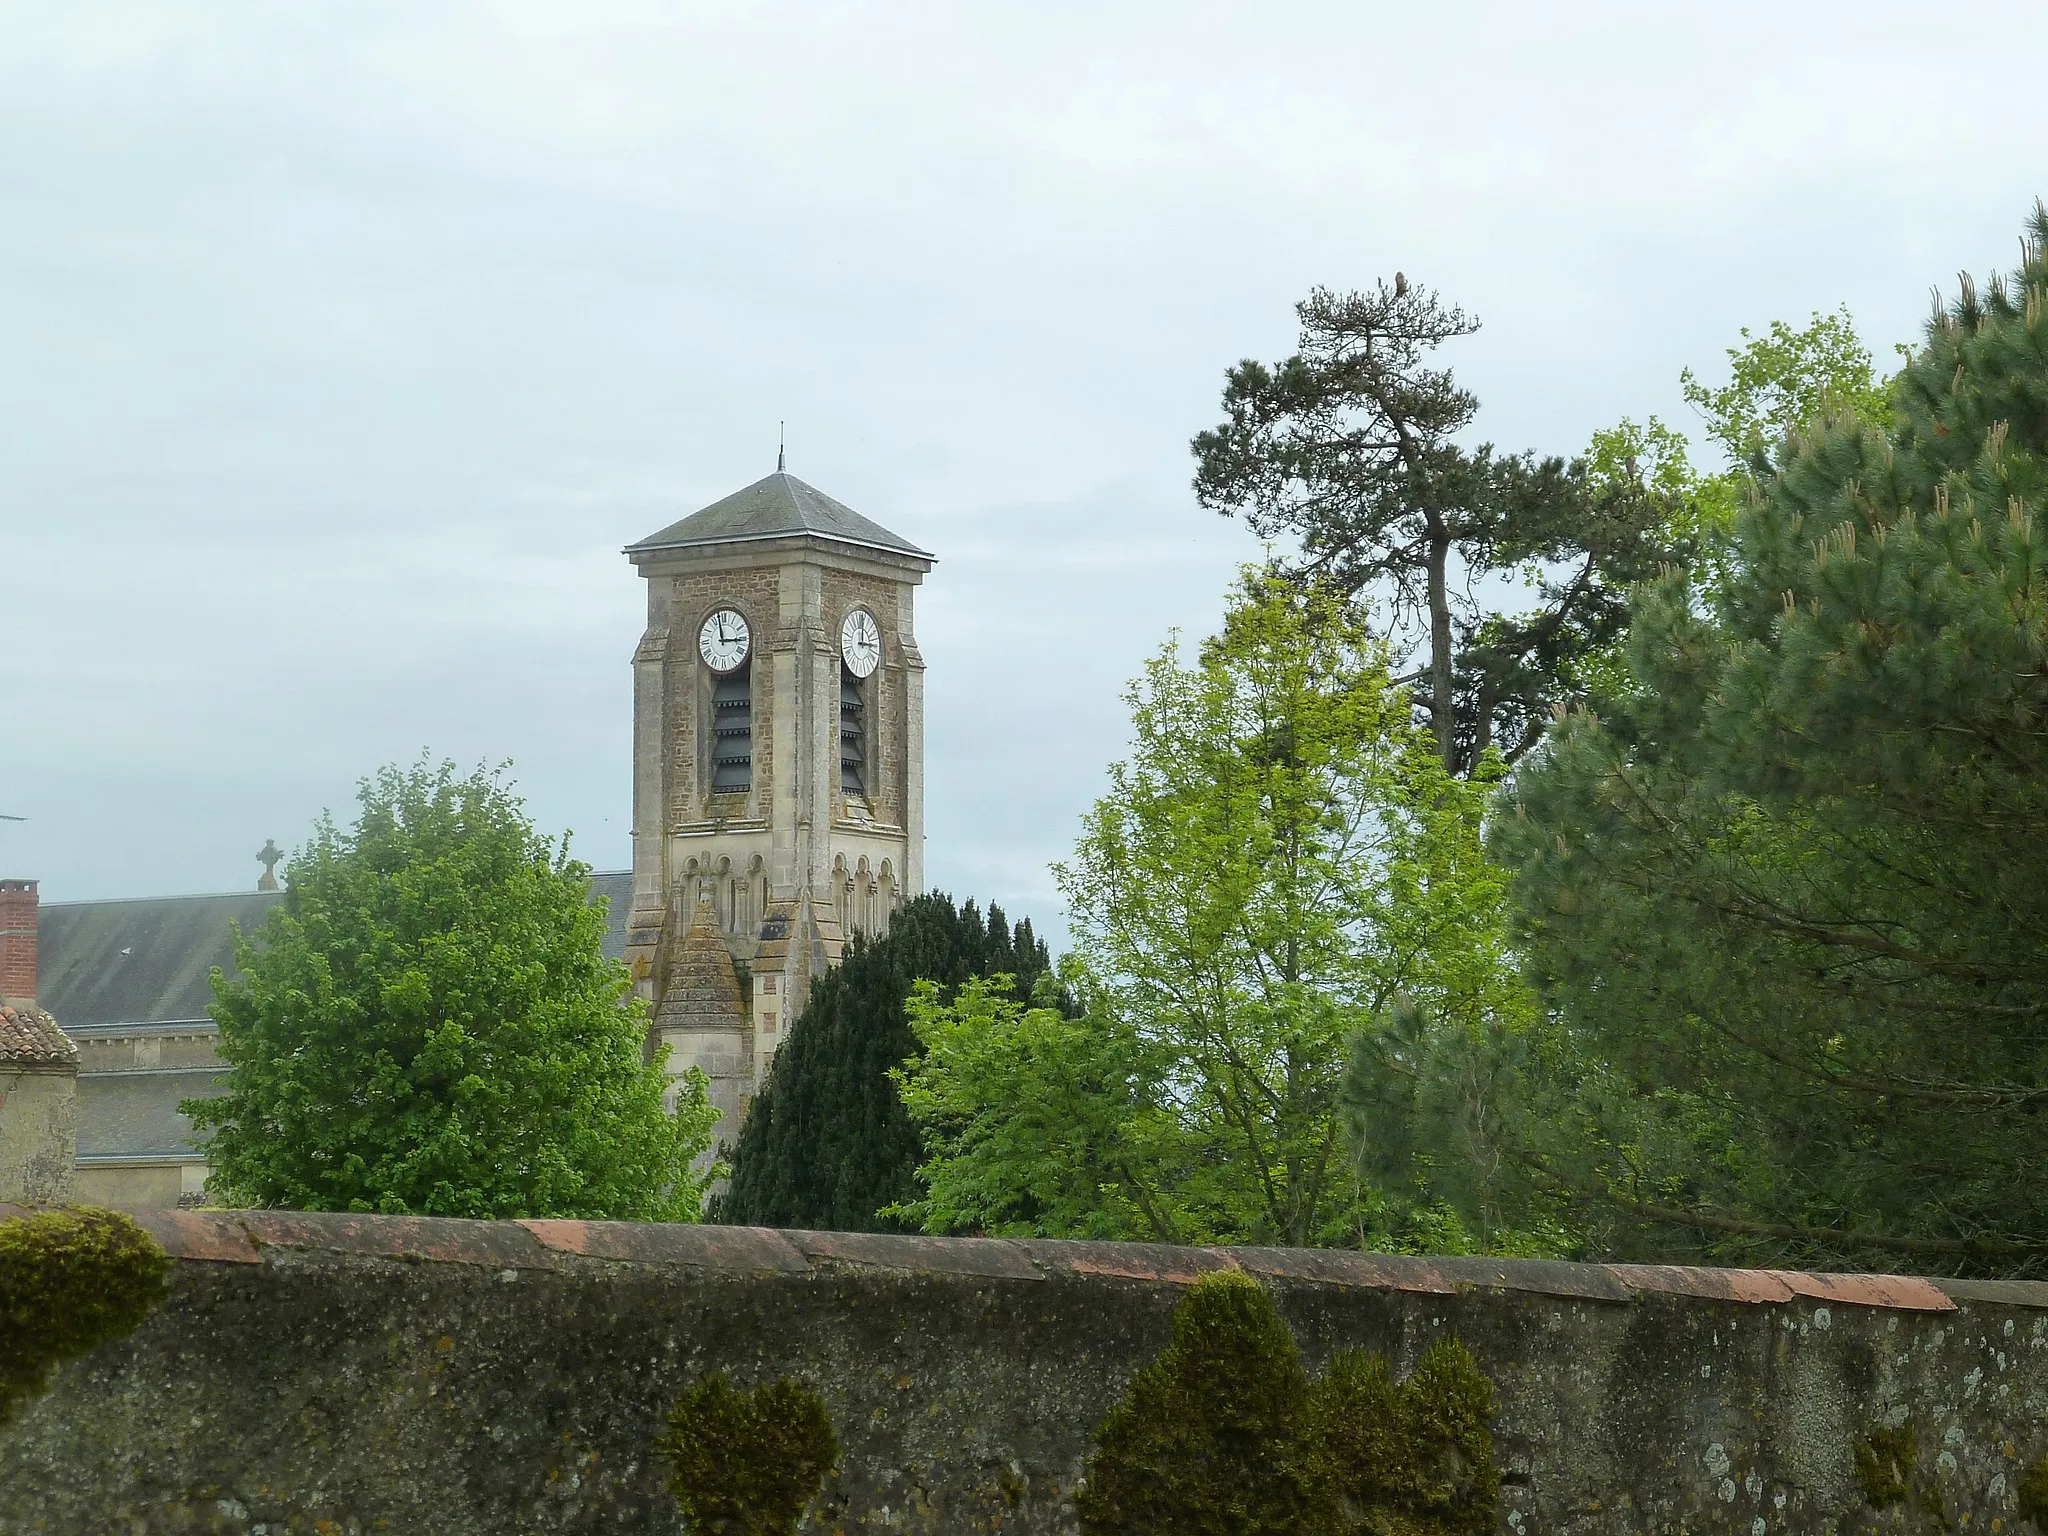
[622,464,931,1163]
[20,872,634,1210]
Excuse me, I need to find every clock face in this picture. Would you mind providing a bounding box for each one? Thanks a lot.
[698,608,750,673]
[840,609,881,678]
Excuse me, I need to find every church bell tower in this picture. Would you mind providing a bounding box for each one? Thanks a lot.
[622,467,932,1154]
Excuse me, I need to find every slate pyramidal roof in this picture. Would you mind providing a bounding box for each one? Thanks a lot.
[626,471,933,563]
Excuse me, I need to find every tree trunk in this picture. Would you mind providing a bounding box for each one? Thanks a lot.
[1426,517,1457,773]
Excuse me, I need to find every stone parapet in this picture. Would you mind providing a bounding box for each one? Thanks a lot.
[2,1210,2045,1533]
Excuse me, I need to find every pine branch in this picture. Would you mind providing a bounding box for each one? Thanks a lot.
[1618,1198,2048,1261]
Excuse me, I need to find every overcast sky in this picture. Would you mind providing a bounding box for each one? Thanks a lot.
[4,2,2044,943]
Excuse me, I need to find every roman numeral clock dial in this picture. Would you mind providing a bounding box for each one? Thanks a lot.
[698,608,750,672]
[840,609,881,678]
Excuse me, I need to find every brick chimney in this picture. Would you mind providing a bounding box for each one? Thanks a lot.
[0,878,35,1006]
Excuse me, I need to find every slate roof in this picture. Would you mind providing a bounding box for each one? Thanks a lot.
[39,891,285,1028]
[627,471,932,562]
[38,873,637,1028]
[0,1003,76,1067]
[44,873,638,1170]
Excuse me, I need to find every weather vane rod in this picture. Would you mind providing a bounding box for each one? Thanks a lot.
[778,420,786,473]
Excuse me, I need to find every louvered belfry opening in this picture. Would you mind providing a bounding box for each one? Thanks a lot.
[711,661,752,792]
[840,672,866,796]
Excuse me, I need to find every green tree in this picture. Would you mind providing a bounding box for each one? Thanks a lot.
[186,760,716,1219]
[1193,279,1684,773]
[1681,305,1892,468]
[1333,306,1899,1256]
[717,894,1052,1232]
[1493,208,2048,1272]
[889,973,1206,1241]
[896,571,1531,1247]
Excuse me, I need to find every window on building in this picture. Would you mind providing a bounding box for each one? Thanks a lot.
[712,662,752,792]
[839,672,866,796]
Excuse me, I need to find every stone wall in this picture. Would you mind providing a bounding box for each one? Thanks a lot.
[3,1211,2047,1535]
[0,1070,75,1205]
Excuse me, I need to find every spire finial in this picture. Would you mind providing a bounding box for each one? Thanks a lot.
[777,421,786,473]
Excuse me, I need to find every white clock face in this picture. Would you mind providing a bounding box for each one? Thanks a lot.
[840,609,881,678]
[698,608,750,673]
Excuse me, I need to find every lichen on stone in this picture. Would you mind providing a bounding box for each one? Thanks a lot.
[1854,1421,1916,1509]
[0,1206,170,1428]
[1077,1269,1500,1536]
[655,1370,838,1536]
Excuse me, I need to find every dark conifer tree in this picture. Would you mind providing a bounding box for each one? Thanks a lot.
[717,893,1053,1232]
[1489,205,2048,1273]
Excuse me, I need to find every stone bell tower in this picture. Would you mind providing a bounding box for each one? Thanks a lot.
[622,465,932,1154]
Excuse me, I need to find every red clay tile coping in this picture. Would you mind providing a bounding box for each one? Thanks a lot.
[0,1207,2007,1312]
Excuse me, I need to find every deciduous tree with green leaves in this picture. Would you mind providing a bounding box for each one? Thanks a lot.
[1680,305,1892,467]
[186,760,716,1219]
[894,571,1534,1248]
[1492,208,2048,1273]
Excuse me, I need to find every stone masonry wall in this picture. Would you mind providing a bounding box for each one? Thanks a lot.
[4,1211,2048,1535]
[0,1071,75,1205]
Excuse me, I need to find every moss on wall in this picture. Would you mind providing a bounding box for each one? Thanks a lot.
[1316,1337,1498,1536]
[1077,1270,1499,1536]
[1854,1423,1916,1509]
[655,1370,838,1535]
[0,1206,170,1428]
[2015,1450,2048,1530]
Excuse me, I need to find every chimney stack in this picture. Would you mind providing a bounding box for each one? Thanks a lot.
[0,878,36,1006]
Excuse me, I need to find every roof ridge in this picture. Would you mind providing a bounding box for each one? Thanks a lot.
[41,870,630,908]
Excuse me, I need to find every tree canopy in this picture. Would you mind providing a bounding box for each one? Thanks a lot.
[1680,305,1893,467]
[717,893,1052,1232]
[893,571,1532,1248]
[1491,207,2048,1272]
[1192,280,1684,773]
[187,760,716,1219]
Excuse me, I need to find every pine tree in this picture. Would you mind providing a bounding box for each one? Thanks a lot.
[1192,280,1687,773]
[1493,205,2048,1273]
[717,893,1053,1232]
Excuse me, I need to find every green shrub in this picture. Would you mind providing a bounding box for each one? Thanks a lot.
[655,1372,838,1536]
[1080,1270,1500,1536]
[1315,1338,1497,1536]
[1078,1270,1336,1536]
[0,1206,171,1427]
